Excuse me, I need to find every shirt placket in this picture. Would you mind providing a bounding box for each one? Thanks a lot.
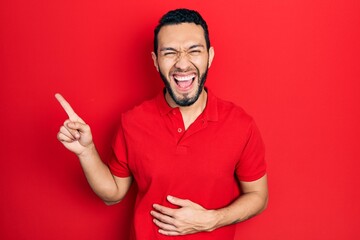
[169,108,186,144]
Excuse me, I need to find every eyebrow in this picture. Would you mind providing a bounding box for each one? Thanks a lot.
[188,44,205,50]
[159,44,205,52]
[159,47,177,52]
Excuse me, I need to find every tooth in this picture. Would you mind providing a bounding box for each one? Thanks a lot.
[174,74,195,81]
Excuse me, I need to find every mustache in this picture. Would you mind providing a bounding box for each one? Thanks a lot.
[170,68,197,74]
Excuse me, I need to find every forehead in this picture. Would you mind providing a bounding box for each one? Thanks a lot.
[157,23,206,48]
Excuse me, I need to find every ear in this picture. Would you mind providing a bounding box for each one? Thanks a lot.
[151,52,159,72]
[208,46,215,68]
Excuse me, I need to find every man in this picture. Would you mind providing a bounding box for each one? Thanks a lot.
[56,8,268,240]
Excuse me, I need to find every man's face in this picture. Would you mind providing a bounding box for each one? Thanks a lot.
[152,23,214,107]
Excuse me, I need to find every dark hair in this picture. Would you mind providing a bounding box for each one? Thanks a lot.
[153,8,210,55]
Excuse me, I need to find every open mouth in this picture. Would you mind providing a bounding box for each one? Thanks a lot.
[172,73,196,90]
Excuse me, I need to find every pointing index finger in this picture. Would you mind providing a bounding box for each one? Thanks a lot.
[55,93,84,122]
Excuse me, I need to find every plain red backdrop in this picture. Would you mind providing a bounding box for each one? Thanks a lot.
[1,0,359,239]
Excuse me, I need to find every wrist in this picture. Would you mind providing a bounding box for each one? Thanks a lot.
[206,209,224,232]
[77,143,97,160]
[211,208,229,231]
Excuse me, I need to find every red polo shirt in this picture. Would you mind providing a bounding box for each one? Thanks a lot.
[109,89,266,240]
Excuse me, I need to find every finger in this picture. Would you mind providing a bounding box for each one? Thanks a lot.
[63,121,81,140]
[153,204,176,217]
[66,121,90,135]
[158,229,181,236]
[153,218,178,232]
[55,93,84,123]
[151,210,176,226]
[59,125,76,140]
[167,195,192,207]
[57,132,76,143]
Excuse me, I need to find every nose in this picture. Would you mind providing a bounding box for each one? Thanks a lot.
[174,52,191,70]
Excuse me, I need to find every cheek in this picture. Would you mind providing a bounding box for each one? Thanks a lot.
[158,60,174,74]
[191,56,209,69]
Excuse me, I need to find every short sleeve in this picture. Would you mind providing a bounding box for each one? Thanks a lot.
[235,120,267,182]
[108,116,132,177]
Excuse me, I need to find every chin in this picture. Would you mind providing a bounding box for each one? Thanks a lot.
[172,87,203,107]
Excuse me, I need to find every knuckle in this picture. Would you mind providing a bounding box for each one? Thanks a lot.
[68,127,77,133]
[177,226,185,233]
[172,219,180,227]
[60,126,67,133]
[57,132,67,141]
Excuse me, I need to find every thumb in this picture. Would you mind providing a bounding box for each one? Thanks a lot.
[167,195,192,207]
[67,121,91,134]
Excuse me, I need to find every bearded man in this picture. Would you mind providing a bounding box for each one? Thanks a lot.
[56,8,268,240]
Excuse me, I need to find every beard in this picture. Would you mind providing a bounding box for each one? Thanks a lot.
[158,64,209,107]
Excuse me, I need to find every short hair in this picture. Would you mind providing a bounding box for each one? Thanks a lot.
[153,8,210,55]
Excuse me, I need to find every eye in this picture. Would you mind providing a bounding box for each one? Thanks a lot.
[189,50,202,55]
[164,52,177,56]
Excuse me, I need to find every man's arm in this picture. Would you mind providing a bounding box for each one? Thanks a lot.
[75,143,132,205]
[55,93,132,204]
[213,174,268,227]
[151,174,268,236]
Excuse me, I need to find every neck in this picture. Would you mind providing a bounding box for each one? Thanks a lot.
[165,89,207,130]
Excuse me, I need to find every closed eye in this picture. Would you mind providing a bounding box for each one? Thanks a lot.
[188,49,202,56]
[164,52,177,56]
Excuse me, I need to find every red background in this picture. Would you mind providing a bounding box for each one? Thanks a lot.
[1,0,360,239]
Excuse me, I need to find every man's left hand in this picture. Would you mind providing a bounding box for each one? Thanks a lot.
[151,195,219,236]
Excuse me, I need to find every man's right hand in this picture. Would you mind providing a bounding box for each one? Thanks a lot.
[55,93,94,156]
[55,93,133,204]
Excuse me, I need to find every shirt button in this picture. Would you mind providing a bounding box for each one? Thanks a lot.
[177,128,182,133]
